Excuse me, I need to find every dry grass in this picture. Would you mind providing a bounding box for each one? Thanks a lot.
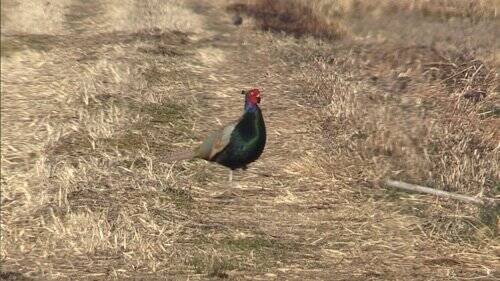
[1,0,205,278]
[236,0,499,270]
[1,0,499,280]
[264,0,499,231]
[229,0,500,40]
[1,0,72,35]
[227,0,347,39]
[232,0,499,197]
[310,45,499,194]
[99,0,205,33]
[330,0,500,20]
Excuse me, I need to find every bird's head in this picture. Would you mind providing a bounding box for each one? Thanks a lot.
[242,88,261,105]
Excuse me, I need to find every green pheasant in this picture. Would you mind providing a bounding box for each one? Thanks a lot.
[167,89,266,182]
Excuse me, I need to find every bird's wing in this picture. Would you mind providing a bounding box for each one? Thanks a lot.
[195,121,237,161]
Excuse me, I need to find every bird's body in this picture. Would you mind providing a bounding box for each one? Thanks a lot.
[206,105,266,170]
[166,89,266,181]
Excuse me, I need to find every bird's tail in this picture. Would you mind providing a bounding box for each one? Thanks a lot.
[163,150,195,162]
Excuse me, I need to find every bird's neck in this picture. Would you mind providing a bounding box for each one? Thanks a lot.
[244,101,259,113]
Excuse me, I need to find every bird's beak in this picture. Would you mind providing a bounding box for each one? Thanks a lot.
[241,90,248,95]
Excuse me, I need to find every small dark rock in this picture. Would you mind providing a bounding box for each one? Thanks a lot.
[463,90,486,102]
[232,14,243,26]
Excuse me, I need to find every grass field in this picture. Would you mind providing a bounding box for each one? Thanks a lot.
[1,0,499,280]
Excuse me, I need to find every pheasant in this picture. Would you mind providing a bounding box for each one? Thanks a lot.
[167,89,266,182]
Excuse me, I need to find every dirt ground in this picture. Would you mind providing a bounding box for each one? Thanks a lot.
[1,0,498,280]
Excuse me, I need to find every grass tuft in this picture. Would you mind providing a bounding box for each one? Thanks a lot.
[191,253,236,279]
[228,0,346,40]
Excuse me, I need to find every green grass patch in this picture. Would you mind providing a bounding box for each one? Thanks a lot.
[190,254,236,279]
[220,236,275,252]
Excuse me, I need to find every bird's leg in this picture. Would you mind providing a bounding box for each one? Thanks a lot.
[228,169,244,189]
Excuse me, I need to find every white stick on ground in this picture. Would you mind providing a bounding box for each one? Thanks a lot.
[385,179,497,207]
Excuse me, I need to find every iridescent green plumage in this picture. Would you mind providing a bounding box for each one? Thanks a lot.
[205,104,266,170]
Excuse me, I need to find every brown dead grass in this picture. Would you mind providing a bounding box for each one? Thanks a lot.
[230,0,500,40]
[235,0,499,193]
[332,0,500,21]
[233,0,499,256]
[99,0,205,33]
[227,0,346,40]
[267,0,499,230]
[1,0,499,280]
[1,0,205,278]
[311,44,499,191]
[1,0,72,35]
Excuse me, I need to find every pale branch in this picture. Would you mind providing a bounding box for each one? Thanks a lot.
[385,180,497,207]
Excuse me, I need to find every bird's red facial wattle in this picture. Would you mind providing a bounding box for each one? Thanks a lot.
[247,89,261,104]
